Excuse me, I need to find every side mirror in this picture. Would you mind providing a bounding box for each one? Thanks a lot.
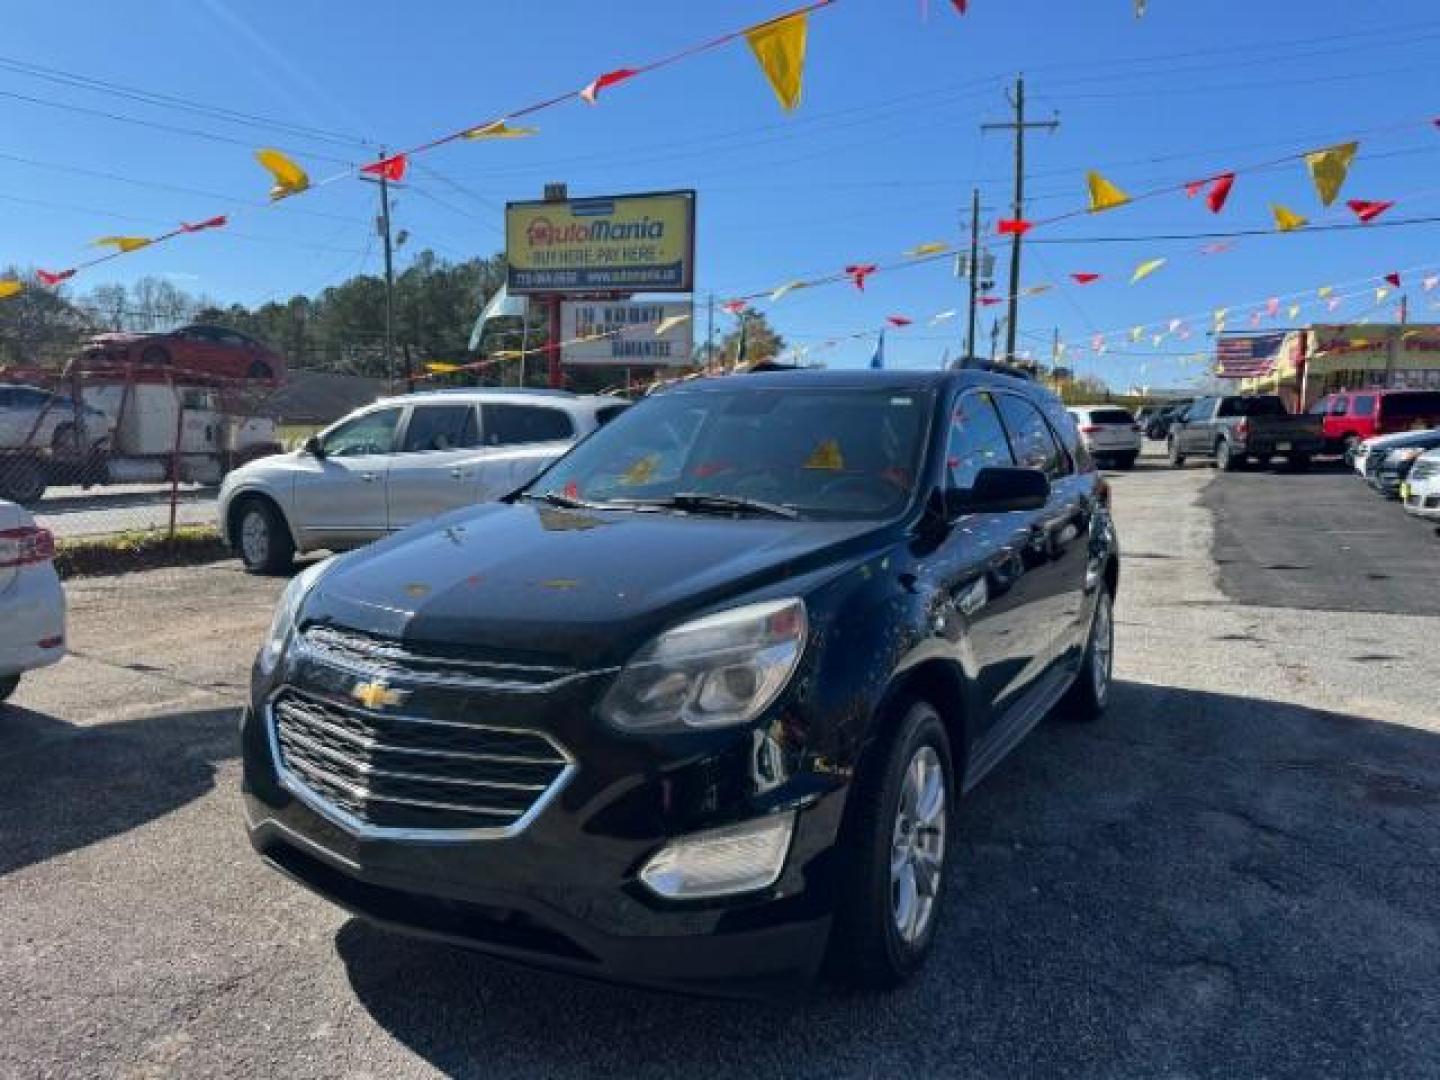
[303,434,326,459]
[946,467,1050,518]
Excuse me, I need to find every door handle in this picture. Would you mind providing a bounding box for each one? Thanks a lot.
[450,467,464,479]
[360,472,376,483]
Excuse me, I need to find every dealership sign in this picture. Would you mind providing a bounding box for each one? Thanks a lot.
[560,301,693,366]
[506,190,696,294]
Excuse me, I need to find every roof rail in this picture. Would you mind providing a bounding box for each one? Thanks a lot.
[405,387,577,397]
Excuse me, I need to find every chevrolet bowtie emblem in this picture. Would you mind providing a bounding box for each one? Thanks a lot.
[351,680,408,710]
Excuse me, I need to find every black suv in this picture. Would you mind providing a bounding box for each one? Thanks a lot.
[242,370,1120,996]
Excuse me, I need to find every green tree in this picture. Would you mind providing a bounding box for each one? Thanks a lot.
[717,310,785,367]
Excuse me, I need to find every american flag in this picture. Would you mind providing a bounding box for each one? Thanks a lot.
[1214,332,1286,378]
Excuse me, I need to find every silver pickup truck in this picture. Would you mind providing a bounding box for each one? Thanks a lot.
[1167,394,1324,472]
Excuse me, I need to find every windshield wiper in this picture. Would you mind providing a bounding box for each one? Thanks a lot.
[634,492,801,520]
[522,490,599,510]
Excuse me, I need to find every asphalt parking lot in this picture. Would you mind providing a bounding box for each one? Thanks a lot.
[3,452,1438,1078]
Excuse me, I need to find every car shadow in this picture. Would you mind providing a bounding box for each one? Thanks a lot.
[333,679,1440,1078]
[0,704,239,877]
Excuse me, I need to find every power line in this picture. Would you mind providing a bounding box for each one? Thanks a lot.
[0,53,376,151]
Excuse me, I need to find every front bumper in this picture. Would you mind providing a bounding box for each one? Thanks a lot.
[241,645,848,997]
[1401,482,1440,518]
[0,565,65,677]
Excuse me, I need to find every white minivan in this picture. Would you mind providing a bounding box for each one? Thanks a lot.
[0,499,66,704]
[218,389,628,573]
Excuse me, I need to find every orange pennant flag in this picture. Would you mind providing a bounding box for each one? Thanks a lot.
[463,119,538,139]
[1087,171,1131,213]
[0,279,23,300]
[93,235,152,252]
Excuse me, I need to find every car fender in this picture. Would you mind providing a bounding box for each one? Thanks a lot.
[220,472,301,550]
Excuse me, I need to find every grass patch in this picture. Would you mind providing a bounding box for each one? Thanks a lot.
[54,525,231,579]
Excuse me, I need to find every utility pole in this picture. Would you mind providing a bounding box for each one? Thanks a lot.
[706,292,715,370]
[965,187,980,364]
[377,151,397,389]
[981,75,1059,363]
[989,318,1001,362]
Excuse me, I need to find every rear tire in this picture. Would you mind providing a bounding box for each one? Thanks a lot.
[832,700,954,990]
[0,673,19,704]
[1118,452,1138,470]
[1288,454,1311,473]
[1059,583,1114,722]
[1216,439,1238,472]
[1167,438,1186,468]
[235,497,295,575]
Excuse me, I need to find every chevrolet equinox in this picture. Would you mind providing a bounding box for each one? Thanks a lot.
[241,369,1120,996]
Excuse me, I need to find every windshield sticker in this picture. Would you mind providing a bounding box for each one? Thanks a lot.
[804,438,845,470]
[620,454,659,485]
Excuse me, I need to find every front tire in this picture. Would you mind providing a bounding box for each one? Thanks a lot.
[1167,438,1186,468]
[1216,439,1238,471]
[0,459,47,506]
[235,497,295,575]
[832,700,954,990]
[0,673,20,704]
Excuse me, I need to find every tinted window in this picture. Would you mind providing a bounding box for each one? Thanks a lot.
[401,405,479,452]
[946,392,1015,489]
[595,403,630,427]
[1089,408,1135,425]
[483,403,575,446]
[1331,397,1350,416]
[1240,396,1287,417]
[322,408,401,457]
[1307,397,1330,415]
[1351,395,1376,418]
[1382,392,1440,420]
[535,386,931,521]
[996,393,1068,479]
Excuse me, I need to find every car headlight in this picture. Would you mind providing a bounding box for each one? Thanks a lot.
[257,560,329,675]
[600,598,808,732]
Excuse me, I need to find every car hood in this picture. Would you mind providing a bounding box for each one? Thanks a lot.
[1377,429,1440,452]
[301,502,889,670]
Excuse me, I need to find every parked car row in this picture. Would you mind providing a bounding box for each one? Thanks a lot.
[1352,426,1440,523]
[1309,389,1440,459]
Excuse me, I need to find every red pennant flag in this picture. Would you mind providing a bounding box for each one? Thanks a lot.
[979,296,1004,307]
[844,263,877,291]
[951,0,967,12]
[1200,241,1236,255]
[1070,272,1101,285]
[1384,272,1402,288]
[180,215,227,233]
[886,315,912,327]
[1204,173,1235,213]
[997,218,1032,235]
[1184,179,1205,198]
[580,68,639,105]
[361,155,407,182]
[1265,297,1279,316]
[721,299,747,315]
[1347,199,1394,223]
[36,268,76,286]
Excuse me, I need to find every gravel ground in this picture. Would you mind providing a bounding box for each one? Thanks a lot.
[2,453,1437,1078]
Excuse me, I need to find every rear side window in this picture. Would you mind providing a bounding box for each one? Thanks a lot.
[1088,408,1135,424]
[946,392,1014,489]
[482,403,575,446]
[1381,392,1440,420]
[401,405,479,452]
[996,393,1070,480]
[1351,395,1376,418]
[1330,397,1350,416]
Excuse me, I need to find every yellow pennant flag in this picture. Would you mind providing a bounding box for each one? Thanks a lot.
[463,119,538,140]
[0,279,23,299]
[1287,304,1300,320]
[493,349,524,360]
[1213,307,1228,324]
[746,12,808,111]
[769,280,807,301]
[1087,170,1131,213]
[1318,285,1334,299]
[1304,141,1358,207]
[654,313,691,336]
[255,148,309,200]
[1130,326,1144,342]
[425,362,462,374]
[1376,287,1390,303]
[1131,258,1166,284]
[1152,334,1164,347]
[93,235,152,252]
[1271,204,1308,232]
[905,242,949,258]
[1023,284,1052,297]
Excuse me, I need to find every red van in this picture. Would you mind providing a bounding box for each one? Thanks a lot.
[1308,389,1440,454]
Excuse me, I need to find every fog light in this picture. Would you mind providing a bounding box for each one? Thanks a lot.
[639,813,795,899]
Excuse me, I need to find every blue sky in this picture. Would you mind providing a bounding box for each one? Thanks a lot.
[3,0,1439,388]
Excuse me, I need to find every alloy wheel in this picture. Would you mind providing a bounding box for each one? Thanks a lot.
[240,510,270,567]
[1091,590,1114,706]
[890,745,947,944]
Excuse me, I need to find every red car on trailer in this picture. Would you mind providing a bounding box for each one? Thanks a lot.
[83,324,285,384]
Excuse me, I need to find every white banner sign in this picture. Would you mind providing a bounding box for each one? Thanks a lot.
[560,300,693,367]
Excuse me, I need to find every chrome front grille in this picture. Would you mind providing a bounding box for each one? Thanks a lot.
[269,689,573,840]
[301,624,582,693]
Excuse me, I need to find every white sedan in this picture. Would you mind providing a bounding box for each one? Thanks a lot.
[0,499,66,703]
[1401,447,1440,521]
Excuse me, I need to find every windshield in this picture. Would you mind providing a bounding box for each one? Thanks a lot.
[529,385,932,520]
